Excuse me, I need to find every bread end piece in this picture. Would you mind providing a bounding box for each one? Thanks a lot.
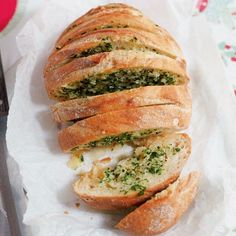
[116,171,200,235]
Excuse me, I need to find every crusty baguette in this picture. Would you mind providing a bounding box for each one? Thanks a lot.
[58,104,191,152]
[74,133,191,210]
[51,85,191,122]
[44,50,188,100]
[46,28,184,73]
[56,3,143,43]
[116,171,200,235]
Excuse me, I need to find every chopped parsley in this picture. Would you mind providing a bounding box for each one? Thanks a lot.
[78,24,129,37]
[101,24,129,29]
[71,40,113,59]
[80,129,161,149]
[98,145,174,195]
[53,36,160,71]
[57,69,178,99]
[130,36,138,43]
[79,154,84,162]
[130,184,146,196]
[172,147,181,155]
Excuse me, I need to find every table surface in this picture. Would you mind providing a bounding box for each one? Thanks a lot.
[0,0,236,235]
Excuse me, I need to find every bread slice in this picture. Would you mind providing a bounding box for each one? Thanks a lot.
[46,27,184,73]
[44,50,188,100]
[116,171,200,235]
[74,133,191,210]
[58,104,191,152]
[56,3,143,44]
[51,85,191,122]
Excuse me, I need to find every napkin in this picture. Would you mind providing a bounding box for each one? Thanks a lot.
[6,0,236,235]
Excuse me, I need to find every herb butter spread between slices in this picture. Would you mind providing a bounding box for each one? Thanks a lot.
[55,25,130,50]
[98,144,182,196]
[100,24,129,29]
[80,24,129,36]
[72,129,161,151]
[71,38,114,59]
[54,37,160,69]
[57,69,179,99]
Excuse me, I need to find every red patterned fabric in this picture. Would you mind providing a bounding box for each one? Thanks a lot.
[0,0,17,31]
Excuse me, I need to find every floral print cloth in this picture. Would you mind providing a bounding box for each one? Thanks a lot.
[194,0,236,95]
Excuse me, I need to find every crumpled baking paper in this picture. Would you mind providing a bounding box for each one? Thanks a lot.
[6,0,236,235]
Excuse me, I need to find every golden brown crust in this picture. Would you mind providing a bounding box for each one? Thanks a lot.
[51,85,191,122]
[116,172,200,235]
[57,3,142,42]
[58,104,191,152]
[54,6,184,61]
[44,50,188,100]
[55,13,158,50]
[75,174,180,210]
[46,27,184,74]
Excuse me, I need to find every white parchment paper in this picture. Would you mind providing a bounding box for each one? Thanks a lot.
[6,0,236,235]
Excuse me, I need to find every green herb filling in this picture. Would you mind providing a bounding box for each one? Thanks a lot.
[57,37,160,68]
[57,69,178,99]
[100,24,129,29]
[99,146,169,195]
[71,39,113,59]
[72,129,161,151]
[55,25,130,50]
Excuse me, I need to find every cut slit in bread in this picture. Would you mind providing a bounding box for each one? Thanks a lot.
[58,104,191,152]
[73,133,191,210]
[44,50,188,100]
[55,68,182,100]
[116,171,200,235]
[56,3,144,43]
[46,28,184,73]
[55,12,174,51]
[51,85,191,123]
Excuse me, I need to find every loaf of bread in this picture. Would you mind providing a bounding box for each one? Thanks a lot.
[43,3,198,235]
